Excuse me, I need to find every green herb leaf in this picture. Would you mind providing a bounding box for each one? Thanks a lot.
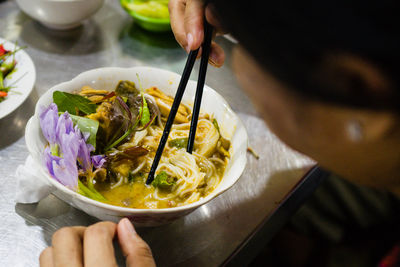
[53,91,97,115]
[77,179,107,202]
[168,137,188,149]
[139,94,150,126]
[69,114,99,149]
[212,118,220,134]
[0,72,4,90]
[152,171,176,188]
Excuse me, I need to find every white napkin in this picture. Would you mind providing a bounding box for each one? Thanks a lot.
[15,156,53,203]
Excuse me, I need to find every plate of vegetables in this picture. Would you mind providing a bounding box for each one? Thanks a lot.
[0,37,36,119]
[121,0,171,32]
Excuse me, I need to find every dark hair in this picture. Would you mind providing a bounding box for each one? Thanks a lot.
[211,0,400,111]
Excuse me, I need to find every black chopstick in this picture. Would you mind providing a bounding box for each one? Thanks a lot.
[187,22,213,153]
[145,49,199,185]
[146,22,213,185]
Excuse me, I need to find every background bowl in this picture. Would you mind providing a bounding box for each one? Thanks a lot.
[120,0,171,32]
[16,0,104,30]
[25,66,248,226]
[0,37,36,119]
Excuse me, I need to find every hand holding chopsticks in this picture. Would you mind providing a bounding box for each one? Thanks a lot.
[146,21,213,185]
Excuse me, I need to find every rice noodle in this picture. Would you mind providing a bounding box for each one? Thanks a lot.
[110,173,124,189]
[102,104,227,208]
[130,160,146,175]
[144,123,222,206]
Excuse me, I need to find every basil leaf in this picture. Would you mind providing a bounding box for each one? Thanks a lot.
[69,114,99,149]
[168,137,188,149]
[152,171,176,189]
[53,91,97,115]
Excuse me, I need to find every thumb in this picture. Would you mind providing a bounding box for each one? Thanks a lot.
[117,218,156,267]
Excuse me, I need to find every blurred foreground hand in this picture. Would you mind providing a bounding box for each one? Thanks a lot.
[40,219,156,267]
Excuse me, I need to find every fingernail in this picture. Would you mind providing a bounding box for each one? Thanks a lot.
[121,218,136,234]
[209,50,220,67]
[186,33,193,52]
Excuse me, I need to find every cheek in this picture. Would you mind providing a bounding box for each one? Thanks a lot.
[231,48,303,148]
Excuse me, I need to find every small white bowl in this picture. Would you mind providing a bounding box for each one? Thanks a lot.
[25,66,248,226]
[16,0,104,30]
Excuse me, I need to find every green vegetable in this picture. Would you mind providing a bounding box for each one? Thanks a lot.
[135,73,151,126]
[168,137,188,149]
[115,80,139,97]
[53,91,97,115]
[77,179,107,202]
[0,60,16,77]
[139,94,150,126]
[124,0,170,19]
[69,114,99,149]
[0,72,4,91]
[152,171,176,188]
[212,118,220,134]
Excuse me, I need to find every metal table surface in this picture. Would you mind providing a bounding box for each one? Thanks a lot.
[0,1,316,266]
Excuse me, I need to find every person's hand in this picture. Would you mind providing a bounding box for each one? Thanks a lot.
[169,0,226,67]
[39,218,156,267]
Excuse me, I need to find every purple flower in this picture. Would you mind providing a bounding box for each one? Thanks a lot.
[58,129,80,164]
[91,155,106,168]
[52,157,79,189]
[77,137,94,172]
[39,104,59,144]
[39,104,101,191]
[43,146,78,189]
[43,146,61,176]
[56,112,74,144]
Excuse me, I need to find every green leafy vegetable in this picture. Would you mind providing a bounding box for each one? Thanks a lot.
[0,72,4,90]
[139,94,150,126]
[77,179,107,202]
[69,114,99,149]
[212,118,220,134]
[115,80,139,97]
[152,171,176,189]
[168,137,188,149]
[135,73,151,126]
[53,91,97,115]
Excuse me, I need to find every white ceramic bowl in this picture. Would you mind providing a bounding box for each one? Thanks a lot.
[16,0,104,30]
[25,66,248,226]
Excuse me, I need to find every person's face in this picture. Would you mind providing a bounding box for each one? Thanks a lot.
[232,46,400,194]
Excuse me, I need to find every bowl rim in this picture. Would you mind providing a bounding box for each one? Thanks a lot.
[27,66,248,214]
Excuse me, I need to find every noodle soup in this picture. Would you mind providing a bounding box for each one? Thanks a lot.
[39,80,230,209]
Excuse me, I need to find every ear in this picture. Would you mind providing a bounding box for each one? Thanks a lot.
[314,52,393,104]
[347,110,398,142]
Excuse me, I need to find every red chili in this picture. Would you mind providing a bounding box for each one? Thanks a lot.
[0,44,8,56]
[0,91,8,97]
